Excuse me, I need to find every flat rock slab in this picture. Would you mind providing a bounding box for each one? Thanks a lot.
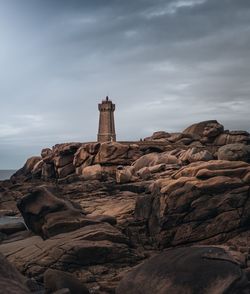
[0,223,138,280]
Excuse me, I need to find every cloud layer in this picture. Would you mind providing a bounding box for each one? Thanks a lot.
[0,0,250,168]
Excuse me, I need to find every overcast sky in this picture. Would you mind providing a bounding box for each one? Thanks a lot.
[0,0,250,168]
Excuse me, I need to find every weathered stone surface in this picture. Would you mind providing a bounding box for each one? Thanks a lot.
[144,131,194,145]
[31,160,44,178]
[149,131,170,140]
[81,164,103,180]
[57,163,75,179]
[44,269,90,294]
[53,143,82,156]
[41,148,53,158]
[132,152,180,172]
[0,253,30,294]
[3,120,250,293]
[17,186,86,238]
[54,155,74,168]
[178,147,213,163]
[16,186,120,239]
[116,166,135,184]
[73,145,96,168]
[12,156,42,180]
[81,164,114,180]
[0,222,26,235]
[0,223,137,280]
[183,120,224,139]
[140,160,250,247]
[95,142,142,165]
[214,131,250,146]
[42,163,56,180]
[116,246,250,294]
[218,143,250,162]
[0,189,21,216]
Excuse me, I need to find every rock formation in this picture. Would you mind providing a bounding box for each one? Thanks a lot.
[117,246,250,294]
[1,119,250,293]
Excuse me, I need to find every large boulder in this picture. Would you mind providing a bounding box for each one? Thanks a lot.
[0,253,30,294]
[136,160,250,247]
[81,164,115,180]
[52,143,82,156]
[183,120,224,139]
[214,131,250,146]
[17,186,84,238]
[73,143,99,168]
[57,163,75,178]
[132,152,180,172]
[54,155,74,168]
[218,144,250,162]
[17,186,117,239]
[178,147,214,163]
[116,246,249,294]
[41,163,56,180]
[94,142,142,165]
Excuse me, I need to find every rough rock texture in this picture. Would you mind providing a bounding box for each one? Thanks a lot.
[0,253,30,294]
[183,120,224,139]
[214,131,250,146]
[44,269,90,294]
[2,120,250,293]
[137,160,250,247]
[95,142,142,165]
[145,121,250,151]
[218,143,250,162]
[12,156,42,180]
[0,223,140,286]
[177,147,213,163]
[117,246,250,294]
[0,187,22,216]
[132,152,180,172]
[17,186,118,239]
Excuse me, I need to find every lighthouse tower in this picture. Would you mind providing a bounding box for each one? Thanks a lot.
[97,96,116,142]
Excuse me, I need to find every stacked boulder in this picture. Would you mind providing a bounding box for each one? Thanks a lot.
[12,142,143,182]
[74,142,142,180]
[11,120,250,183]
[145,120,250,150]
[135,160,250,247]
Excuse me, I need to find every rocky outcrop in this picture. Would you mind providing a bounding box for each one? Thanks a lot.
[183,120,224,140]
[0,253,30,294]
[2,120,250,293]
[74,142,142,179]
[214,131,250,146]
[0,222,140,284]
[144,131,195,146]
[117,246,250,294]
[132,152,180,172]
[11,156,42,180]
[13,142,144,182]
[218,143,250,162]
[17,186,117,239]
[135,160,250,247]
[145,121,250,150]
[177,147,213,163]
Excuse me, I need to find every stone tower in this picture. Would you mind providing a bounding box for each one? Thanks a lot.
[97,96,116,142]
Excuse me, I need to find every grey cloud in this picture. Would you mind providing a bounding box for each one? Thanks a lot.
[0,0,250,168]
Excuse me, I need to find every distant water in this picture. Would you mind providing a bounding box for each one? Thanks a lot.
[0,170,16,180]
[0,216,24,225]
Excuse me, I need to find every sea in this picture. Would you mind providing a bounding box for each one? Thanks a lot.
[0,170,16,181]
